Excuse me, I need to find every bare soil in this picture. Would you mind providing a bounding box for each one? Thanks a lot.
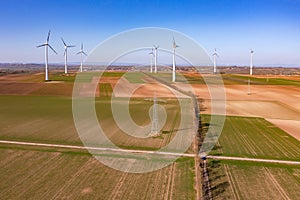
[266,119,300,141]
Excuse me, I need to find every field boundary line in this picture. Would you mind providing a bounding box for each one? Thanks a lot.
[207,155,300,165]
[0,140,195,157]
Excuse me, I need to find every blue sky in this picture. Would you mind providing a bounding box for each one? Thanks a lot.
[0,0,300,66]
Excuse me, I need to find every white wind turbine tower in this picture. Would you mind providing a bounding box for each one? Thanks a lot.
[213,48,218,74]
[250,49,254,75]
[36,30,57,81]
[172,37,179,82]
[153,45,159,73]
[149,48,154,73]
[61,37,75,74]
[76,43,88,72]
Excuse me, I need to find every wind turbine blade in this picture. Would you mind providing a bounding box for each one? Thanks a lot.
[36,44,46,48]
[67,45,76,48]
[213,48,218,57]
[76,52,81,55]
[83,52,88,56]
[48,44,57,54]
[173,36,176,48]
[47,30,51,42]
[61,37,66,46]
[81,43,83,50]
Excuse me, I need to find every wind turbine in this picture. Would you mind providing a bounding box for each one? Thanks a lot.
[213,48,218,74]
[153,45,159,73]
[250,49,254,75]
[36,30,57,81]
[149,48,154,73]
[172,37,179,82]
[76,43,88,72]
[61,37,75,74]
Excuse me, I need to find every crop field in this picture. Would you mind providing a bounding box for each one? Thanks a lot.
[124,72,146,83]
[203,115,300,161]
[207,159,300,200]
[201,115,300,199]
[221,74,300,86]
[96,97,195,151]
[0,95,80,145]
[0,71,196,152]
[179,72,300,86]
[0,71,199,199]
[0,148,196,199]
[99,83,113,97]
[150,72,202,84]
[227,74,300,86]
[2,71,300,87]
[3,70,299,199]
[0,95,194,151]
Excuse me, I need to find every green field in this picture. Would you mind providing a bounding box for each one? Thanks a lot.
[202,115,300,199]
[0,95,190,151]
[227,74,300,86]
[0,148,195,199]
[0,95,79,145]
[207,159,300,199]
[150,72,194,84]
[179,73,300,86]
[6,71,300,87]
[0,71,198,199]
[124,72,146,83]
[5,71,300,199]
[99,83,113,97]
[203,115,300,161]
[101,71,125,77]
[50,71,146,84]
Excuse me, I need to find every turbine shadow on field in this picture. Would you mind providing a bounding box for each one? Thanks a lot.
[201,121,223,155]
[161,127,193,134]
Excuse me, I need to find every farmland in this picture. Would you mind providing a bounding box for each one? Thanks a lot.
[181,73,300,86]
[0,148,195,199]
[0,71,197,154]
[0,70,200,199]
[0,94,195,151]
[1,70,300,199]
[201,115,300,199]
[204,115,300,161]
[207,159,300,200]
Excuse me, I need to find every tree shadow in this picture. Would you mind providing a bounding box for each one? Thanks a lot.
[211,181,230,197]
